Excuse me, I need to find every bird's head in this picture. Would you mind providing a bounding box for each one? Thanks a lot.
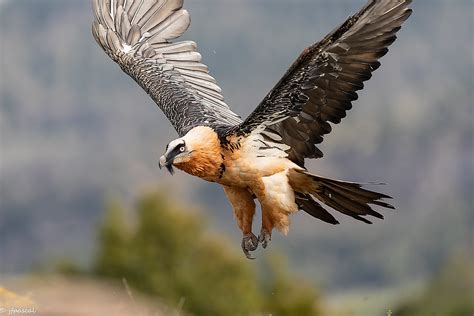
[158,126,223,178]
[159,138,193,175]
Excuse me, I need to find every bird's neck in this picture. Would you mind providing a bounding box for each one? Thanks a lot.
[175,149,223,180]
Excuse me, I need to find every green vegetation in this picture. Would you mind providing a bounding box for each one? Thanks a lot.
[395,255,474,316]
[261,256,322,316]
[94,191,323,316]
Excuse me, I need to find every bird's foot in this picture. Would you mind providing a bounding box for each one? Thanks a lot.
[241,233,258,260]
[258,228,271,249]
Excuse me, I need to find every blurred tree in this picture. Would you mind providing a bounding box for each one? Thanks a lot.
[395,255,474,316]
[95,201,131,278]
[261,254,323,316]
[94,191,323,315]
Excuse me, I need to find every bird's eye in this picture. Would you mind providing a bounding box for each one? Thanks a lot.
[180,146,185,152]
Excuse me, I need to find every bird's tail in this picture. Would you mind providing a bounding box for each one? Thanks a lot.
[289,169,394,224]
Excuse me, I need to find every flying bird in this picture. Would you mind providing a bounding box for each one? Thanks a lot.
[92,0,412,259]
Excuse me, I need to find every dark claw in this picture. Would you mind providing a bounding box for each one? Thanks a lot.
[258,228,271,249]
[241,233,258,260]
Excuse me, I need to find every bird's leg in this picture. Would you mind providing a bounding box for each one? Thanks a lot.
[240,211,258,259]
[254,189,273,249]
[223,186,258,259]
[259,210,273,249]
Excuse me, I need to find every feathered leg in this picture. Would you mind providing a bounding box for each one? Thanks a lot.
[254,171,299,249]
[223,185,258,259]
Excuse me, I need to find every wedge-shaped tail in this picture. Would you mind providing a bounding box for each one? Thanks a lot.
[290,170,394,224]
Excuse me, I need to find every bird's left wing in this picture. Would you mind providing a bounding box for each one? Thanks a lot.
[92,0,242,137]
[223,0,412,166]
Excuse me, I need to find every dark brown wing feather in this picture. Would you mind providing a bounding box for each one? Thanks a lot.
[228,0,412,166]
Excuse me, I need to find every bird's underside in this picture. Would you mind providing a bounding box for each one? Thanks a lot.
[92,0,412,259]
[161,126,394,259]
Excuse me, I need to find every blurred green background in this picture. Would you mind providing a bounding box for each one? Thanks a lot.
[1,0,473,315]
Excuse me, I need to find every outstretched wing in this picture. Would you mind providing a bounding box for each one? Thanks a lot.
[92,0,242,136]
[227,0,412,166]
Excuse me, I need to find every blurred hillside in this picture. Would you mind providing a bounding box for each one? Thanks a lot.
[1,191,470,315]
[395,255,474,316]
[91,191,322,316]
[1,0,473,296]
[1,276,177,316]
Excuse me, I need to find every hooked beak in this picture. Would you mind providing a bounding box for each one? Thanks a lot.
[159,155,174,175]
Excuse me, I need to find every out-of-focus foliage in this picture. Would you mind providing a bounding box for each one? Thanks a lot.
[261,255,323,316]
[94,191,322,316]
[395,255,474,316]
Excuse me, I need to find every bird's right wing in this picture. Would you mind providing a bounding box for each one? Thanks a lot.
[226,0,412,166]
[92,0,242,137]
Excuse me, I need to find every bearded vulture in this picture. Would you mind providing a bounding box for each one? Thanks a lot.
[92,0,412,259]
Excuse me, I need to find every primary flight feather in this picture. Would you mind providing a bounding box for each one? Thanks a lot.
[92,0,412,259]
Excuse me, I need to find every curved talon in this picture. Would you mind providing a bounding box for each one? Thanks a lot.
[258,228,272,249]
[241,233,258,259]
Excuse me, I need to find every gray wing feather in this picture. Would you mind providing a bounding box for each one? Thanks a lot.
[92,0,241,136]
[228,0,412,166]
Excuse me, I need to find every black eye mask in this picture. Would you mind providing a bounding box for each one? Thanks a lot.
[164,143,186,175]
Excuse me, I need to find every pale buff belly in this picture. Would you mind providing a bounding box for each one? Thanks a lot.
[219,155,293,187]
[221,153,299,198]
[220,155,301,233]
